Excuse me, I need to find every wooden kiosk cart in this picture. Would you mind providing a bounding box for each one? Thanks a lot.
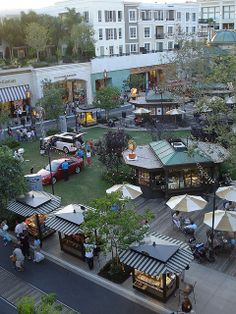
[45,204,91,260]
[120,232,193,303]
[7,190,61,244]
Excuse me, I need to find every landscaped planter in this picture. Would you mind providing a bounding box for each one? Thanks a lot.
[98,258,132,284]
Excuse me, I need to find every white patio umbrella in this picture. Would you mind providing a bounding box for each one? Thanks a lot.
[166,194,208,212]
[204,210,236,232]
[216,186,236,202]
[166,108,185,115]
[106,183,143,200]
[133,108,151,114]
[226,96,236,105]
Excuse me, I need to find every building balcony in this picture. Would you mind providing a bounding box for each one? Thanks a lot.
[156,33,165,39]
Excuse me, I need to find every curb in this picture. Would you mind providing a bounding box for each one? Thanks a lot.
[41,250,172,314]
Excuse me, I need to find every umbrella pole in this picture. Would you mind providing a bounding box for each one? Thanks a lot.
[209,188,216,262]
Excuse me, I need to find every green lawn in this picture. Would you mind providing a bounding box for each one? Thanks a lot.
[20,127,190,206]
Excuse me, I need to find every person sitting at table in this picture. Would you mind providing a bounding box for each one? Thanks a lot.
[172,210,182,229]
[183,221,197,235]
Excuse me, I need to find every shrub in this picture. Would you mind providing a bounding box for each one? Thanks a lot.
[0,138,20,149]
[46,128,59,136]
[103,165,135,184]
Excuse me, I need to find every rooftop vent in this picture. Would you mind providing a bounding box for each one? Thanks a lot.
[171,141,186,152]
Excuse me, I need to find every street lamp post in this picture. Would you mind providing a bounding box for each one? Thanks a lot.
[46,144,55,195]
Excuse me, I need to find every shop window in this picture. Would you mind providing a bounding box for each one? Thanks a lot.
[138,170,150,186]
[168,175,179,190]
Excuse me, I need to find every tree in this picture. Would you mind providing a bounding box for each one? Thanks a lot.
[25,22,50,62]
[71,23,95,60]
[82,193,153,262]
[39,80,65,122]
[0,146,25,211]
[128,73,146,91]
[17,293,71,314]
[93,86,121,119]
[0,103,10,139]
[96,129,132,182]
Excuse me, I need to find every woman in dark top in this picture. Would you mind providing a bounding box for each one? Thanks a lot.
[181,295,192,313]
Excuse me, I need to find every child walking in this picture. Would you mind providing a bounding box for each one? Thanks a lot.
[86,150,92,166]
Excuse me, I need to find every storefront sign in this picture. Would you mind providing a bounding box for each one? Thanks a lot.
[53,74,77,80]
[0,79,17,86]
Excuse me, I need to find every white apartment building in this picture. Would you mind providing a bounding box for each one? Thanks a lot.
[37,0,200,57]
[197,0,236,30]
[135,3,199,53]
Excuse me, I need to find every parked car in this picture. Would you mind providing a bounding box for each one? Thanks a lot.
[37,157,84,185]
[40,132,85,154]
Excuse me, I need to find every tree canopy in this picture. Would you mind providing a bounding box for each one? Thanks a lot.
[82,193,153,259]
[93,86,121,114]
[0,146,25,210]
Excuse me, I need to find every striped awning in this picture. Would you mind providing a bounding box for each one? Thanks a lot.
[0,84,29,103]
[120,232,193,276]
[7,192,61,217]
[45,203,92,235]
[45,215,82,235]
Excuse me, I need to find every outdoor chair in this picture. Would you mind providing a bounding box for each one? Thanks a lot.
[178,281,197,305]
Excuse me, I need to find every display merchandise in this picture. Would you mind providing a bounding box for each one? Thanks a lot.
[25,214,54,238]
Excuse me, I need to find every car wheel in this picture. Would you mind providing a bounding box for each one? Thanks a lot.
[75,166,81,174]
[52,177,57,185]
[63,146,69,154]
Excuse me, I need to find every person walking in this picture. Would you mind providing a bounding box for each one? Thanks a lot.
[86,150,92,166]
[33,237,44,263]
[0,220,11,246]
[11,245,25,271]
[62,159,69,181]
[15,221,27,239]
[84,239,96,270]
[20,233,31,260]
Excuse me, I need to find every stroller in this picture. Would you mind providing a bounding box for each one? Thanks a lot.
[190,239,210,263]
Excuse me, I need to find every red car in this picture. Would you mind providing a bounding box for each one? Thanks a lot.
[37,157,84,185]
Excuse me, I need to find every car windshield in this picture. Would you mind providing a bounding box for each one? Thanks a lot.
[45,161,61,172]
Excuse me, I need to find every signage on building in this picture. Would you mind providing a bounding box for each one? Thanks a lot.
[0,79,17,86]
[53,74,77,80]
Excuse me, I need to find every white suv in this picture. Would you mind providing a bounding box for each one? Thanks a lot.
[41,132,85,154]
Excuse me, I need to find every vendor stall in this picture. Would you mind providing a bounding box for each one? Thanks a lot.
[7,190,61,242]
[45,204,94,260]
[76,108,97,127]
[120,232,193,302]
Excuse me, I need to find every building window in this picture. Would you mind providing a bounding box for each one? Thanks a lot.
[144,27,150,38]
[202,7,221,19]
[129,10,137,22]
[109,46,114,56]
[129,26,137,39]
[141,10,151,21]
[177,12,181,21]
[105,10,116,22]
[154,10,163,21]
[118,28,122,39]
[186,12,189,21]
[156,42,163,52]
[168,42,173,50]
[192,13,196,21]
[166,10,174,21]
[114,28,117,40]
[83,11,89,23]
[192,26,196,33]
[119,45,123,55]
[100,46,104,56]
[98,10,102,22]
[186,27,189,33]
[167,26,173,35]
[130,44,137,54]
[118,11,122,22]
[223,6,235,19]
[144,43,150,52]
[105,28,114,40]
[99,29,103,40]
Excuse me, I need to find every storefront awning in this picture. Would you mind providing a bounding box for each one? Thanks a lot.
[7,191,61,217]
[0,84,29,103]
[45,203,90,235]
[120,232,193,276]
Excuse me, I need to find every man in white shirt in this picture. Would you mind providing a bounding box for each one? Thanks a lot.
[15,221,27,238]
[84,240,96,270]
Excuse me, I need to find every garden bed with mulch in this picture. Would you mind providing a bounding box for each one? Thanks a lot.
[98,258,132,284]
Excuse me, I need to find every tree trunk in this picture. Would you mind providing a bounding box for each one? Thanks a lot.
[36,50,40,63]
